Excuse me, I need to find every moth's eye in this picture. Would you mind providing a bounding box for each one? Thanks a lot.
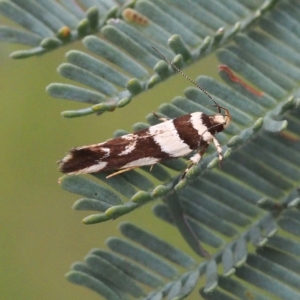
[223,115,231,128]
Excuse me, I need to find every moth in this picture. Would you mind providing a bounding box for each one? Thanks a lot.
[59,48,231,178]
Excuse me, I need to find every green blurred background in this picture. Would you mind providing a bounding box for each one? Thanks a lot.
[1,28,218,299]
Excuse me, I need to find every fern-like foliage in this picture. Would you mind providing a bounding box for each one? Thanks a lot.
[2,0,300,299]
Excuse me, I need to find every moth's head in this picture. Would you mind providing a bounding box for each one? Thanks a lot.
[209,108,231,131]
[221,107,231,129]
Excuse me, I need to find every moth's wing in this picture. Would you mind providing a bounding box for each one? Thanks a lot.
[59,135,136,174]
[59,116,199,175]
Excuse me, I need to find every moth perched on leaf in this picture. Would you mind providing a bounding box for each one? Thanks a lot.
[59,48,231,178]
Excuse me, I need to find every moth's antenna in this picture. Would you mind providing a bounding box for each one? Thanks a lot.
[152,47,221,112]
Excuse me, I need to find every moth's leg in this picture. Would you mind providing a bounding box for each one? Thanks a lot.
[152,112,169,122]
[106,167,137,178]
[212,136,223,168]
[182,144,209,178]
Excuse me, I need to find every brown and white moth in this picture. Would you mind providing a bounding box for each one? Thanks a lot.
[59,48,231,178]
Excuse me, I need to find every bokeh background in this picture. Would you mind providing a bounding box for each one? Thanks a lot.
[0,23,219,300]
